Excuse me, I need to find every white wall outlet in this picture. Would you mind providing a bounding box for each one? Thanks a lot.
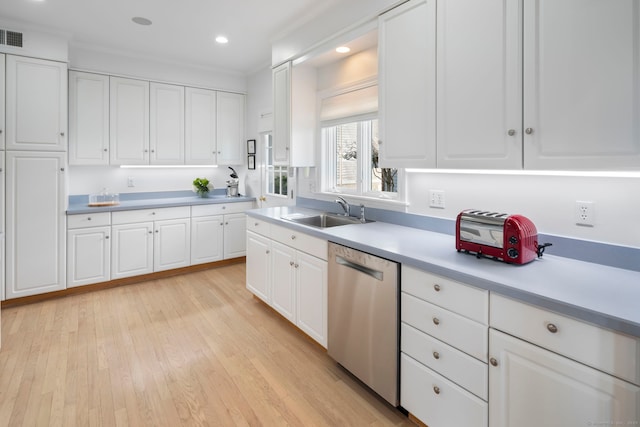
[127,176,135,187]
[575,201,595,226]
[429,190,446,209]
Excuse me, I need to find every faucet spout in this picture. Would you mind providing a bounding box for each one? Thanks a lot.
[335,196,350,216]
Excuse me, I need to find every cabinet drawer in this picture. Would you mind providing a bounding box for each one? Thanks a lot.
[67,212,111,229]
[402,265,488,324]
[401,353,488,427]
[246,216,271,237]
[402,322,488,400]
[491,294,640,386]
[112,206,190,224]
[402,292,487,362]
[270,223,327,261]
[191,201,253,217]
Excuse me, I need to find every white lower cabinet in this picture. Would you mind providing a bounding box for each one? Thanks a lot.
[489,329,639,427]
[400,265,489,427]
[191,202,252,264]
[111,207,190,279]
[245,217,328,347]
[153,218,191,271]
[5,151,66,299]
[191,215,224,264]
[489,294,640,426]
[67,212,111,287]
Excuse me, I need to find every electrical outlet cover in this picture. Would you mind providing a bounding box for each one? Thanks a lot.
[575,201,595,226]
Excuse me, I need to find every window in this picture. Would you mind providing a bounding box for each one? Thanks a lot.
[323,118,398,196]
[264,133,288,197]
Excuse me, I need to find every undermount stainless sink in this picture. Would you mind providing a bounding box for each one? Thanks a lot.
[282,213,373,228]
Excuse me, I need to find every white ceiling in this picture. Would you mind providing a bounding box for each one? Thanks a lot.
[0,0,343,75]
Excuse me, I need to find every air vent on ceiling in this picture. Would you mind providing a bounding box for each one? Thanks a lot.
[0,29,24,48]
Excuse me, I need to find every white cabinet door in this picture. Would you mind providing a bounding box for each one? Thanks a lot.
[110,77,150,165]
[111,222,154,279]
[68,71,110,165]
[296,251,327,347]
[523,0,640,170]
[246,231,271,303]
[272,62,291,165]
[190,215,224,265]
[0,54,5,150]
[270,241,296,323]
[5,55,67,151]
[489,329,639,427]
[185,87,217,165]
[378,0,436,168]
[223,213,247,259]
[436,0,522,169]
[150,82,185,165]
[154,218,190,272]
[6,151,66,298]
[67,227,110,287]
[216,92,245,165]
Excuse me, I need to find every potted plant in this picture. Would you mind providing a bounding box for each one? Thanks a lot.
[193,177,213,197]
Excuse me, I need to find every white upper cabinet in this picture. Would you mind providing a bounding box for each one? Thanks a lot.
[436,0,522,169]
[5,55,67,152]
[150,82,185,165]
[523,0,640,170]
[0,54,5,150]
[69,71,110,165]
[216,91,245,165]
[378,0,437,168]
[272,62,291,165]
[110,77,150,165]
[185,87,217,165]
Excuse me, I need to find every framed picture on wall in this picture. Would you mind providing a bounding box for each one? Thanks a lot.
[248,154,256,170]
[247,139,256,154]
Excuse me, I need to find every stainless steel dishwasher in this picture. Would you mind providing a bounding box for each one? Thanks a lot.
[328,242,399,406]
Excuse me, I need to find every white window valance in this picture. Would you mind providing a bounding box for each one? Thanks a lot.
[320,84,378,123]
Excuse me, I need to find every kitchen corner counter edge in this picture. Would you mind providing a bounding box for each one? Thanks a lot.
[247,206,640,339]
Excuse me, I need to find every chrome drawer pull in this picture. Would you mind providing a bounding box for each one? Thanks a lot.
[547,323,558,333]
[432,317,440,326]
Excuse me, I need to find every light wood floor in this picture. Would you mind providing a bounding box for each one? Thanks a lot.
[0,263,413,427]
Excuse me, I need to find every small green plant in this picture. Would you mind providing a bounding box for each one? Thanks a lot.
[193,177,213,196]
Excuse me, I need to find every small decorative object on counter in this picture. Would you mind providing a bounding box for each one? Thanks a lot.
[226,167,240,197]
[88,188,119,207]
[192,177,213,198]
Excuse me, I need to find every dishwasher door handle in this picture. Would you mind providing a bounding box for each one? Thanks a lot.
[335,255,384,281]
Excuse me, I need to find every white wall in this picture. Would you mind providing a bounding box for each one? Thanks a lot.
[244,66,272,200]
[0,19,68,62]
[406,171,640,248]
[68,166,244,196]
[69,44,246,93]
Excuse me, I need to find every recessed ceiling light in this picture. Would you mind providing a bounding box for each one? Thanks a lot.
[336,46,351,54]
[215,36,229,44]
[132,17,153,26]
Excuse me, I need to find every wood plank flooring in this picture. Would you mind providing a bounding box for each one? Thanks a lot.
[0,263,413,427]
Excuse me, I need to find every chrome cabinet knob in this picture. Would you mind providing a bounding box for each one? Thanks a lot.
[490,357,498,367]
[432,317,440,326]
[525,127,534,135]
[266,250,270,254]
[294,264,299,268]
[433,386,440,395]
[87,217,92,221]
[433,351,440,360]
[291,235,296,240]
[433,284,441,292]
[105,235,110,239]
[547,323,558,333]
[104,148,108,152]
[60,132,65,137]
[507,129,516,136]
[289,261,294,266]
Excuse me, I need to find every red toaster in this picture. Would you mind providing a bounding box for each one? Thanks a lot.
[456,210,550,264]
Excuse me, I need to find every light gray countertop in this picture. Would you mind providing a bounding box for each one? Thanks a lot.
[247,206,640,339]
[67,190,256,214]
